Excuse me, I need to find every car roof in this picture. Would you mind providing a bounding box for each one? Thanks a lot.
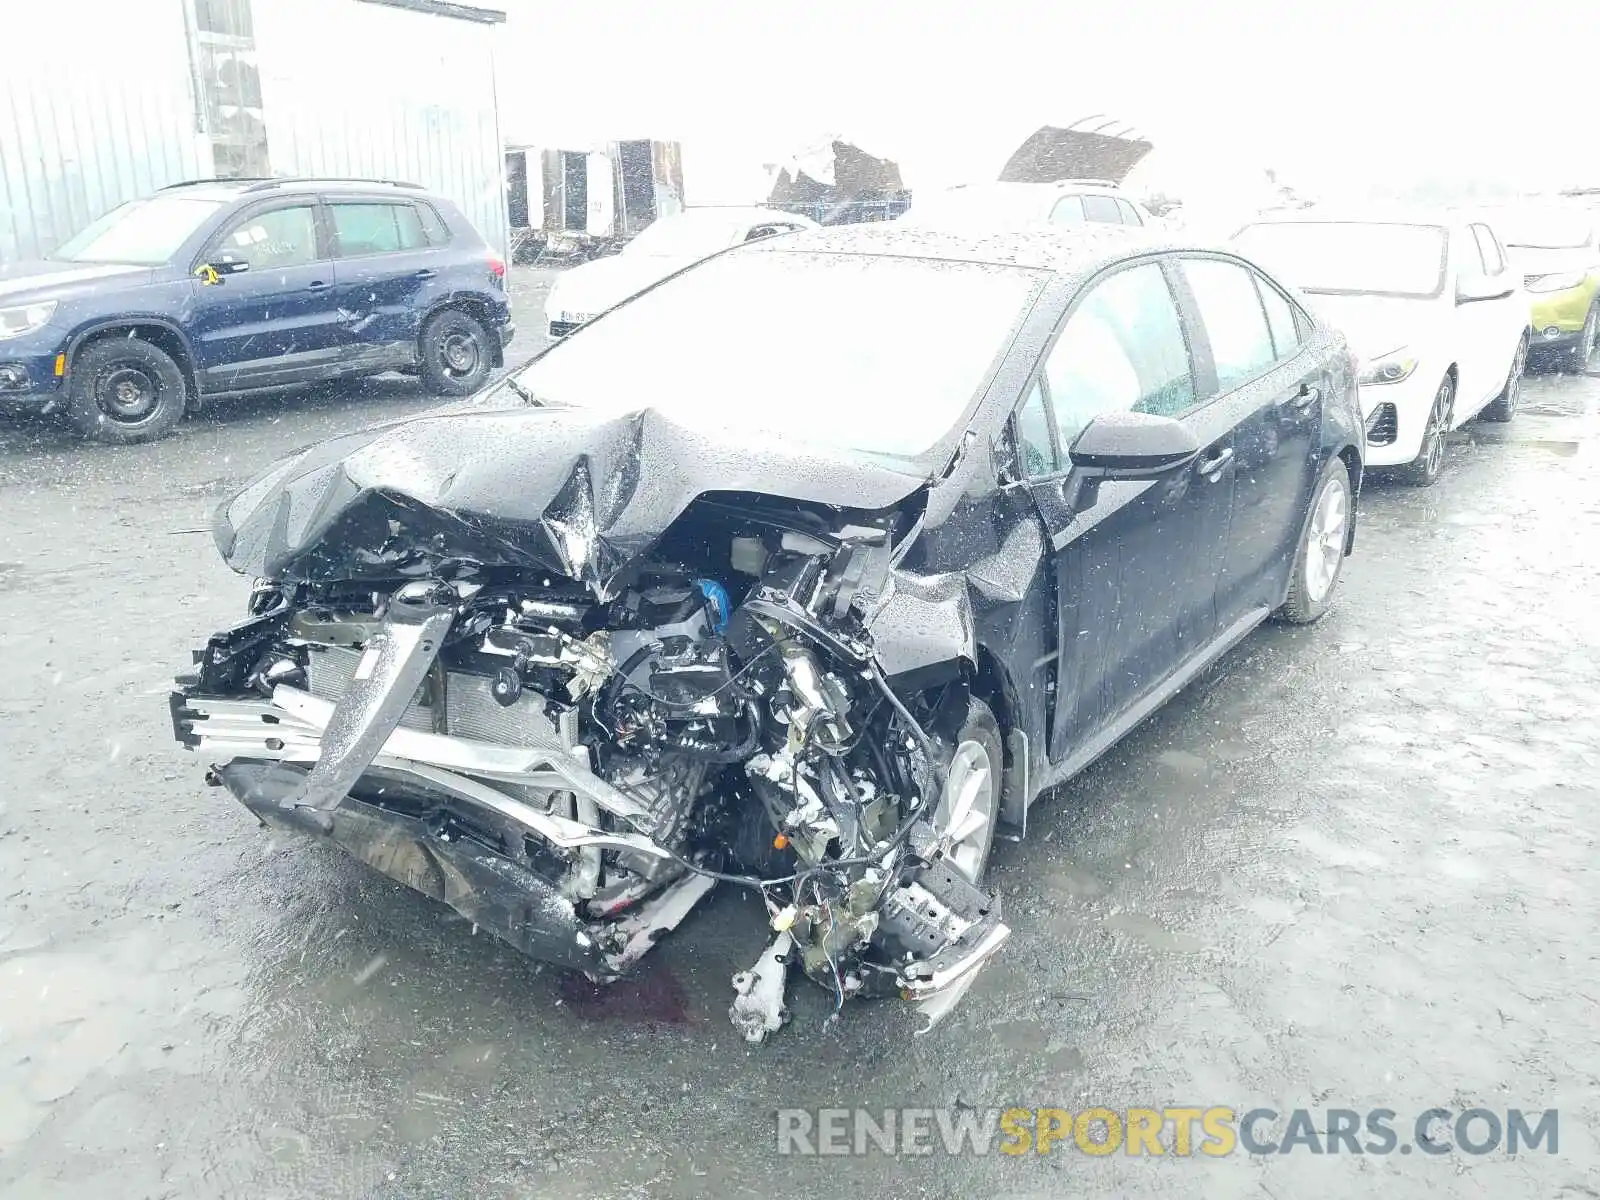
[1239,206,1458,230]
[750,221,1183,275]
[159,176,434,200]
[933,179,1127,197]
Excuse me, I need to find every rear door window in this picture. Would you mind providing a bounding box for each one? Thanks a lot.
[329,201,431,257]
[1256,276,1303,360]
[1115,199,1144,226]
[1470,223,1507,275]
[1183,257,1277,392]
[1082,194,1121,224]
[1044,260,1196,444]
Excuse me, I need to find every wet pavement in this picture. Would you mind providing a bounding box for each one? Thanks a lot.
[1,302,1597,1198]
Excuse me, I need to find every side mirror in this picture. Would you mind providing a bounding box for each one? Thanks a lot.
[1456,274,1510,304]
[195,258,249,285]
[1068,411,1201,479]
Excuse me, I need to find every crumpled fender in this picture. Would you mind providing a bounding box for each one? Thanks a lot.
[861,570,976,681]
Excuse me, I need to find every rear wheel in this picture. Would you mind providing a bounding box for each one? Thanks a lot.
[418,309,492,396]
[1482,334,1526,423]
[65,336,187,444]
[931,698,1002,884]
[1398,375,1453,487]
[1278,457,1352,625]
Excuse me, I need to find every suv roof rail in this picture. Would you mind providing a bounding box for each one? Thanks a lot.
[160,176,425,192]
[244,176,425,192]
[161,176,276,190]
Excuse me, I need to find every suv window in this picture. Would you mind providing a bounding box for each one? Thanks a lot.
[1082,194,1121,224]
[213,204,320,269]
[1044,261,1196,444]
[1013,380,1058,476]
[330,201,430,257]
[1256,276,1303,360]
[1183,258,1277,391]
[1470,223,1507,275]
[1050,195,1085,225]
[417,202,451,246]
[1115,199,1144,226]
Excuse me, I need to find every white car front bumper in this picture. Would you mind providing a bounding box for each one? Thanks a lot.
[1358,370,1442,468]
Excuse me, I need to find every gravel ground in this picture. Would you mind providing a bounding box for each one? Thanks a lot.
[1,288,1596,1198]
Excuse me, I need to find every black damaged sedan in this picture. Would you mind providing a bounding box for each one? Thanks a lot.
[172,224,1363,1040]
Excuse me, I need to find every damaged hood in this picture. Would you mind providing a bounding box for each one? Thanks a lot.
[215,392,929,590]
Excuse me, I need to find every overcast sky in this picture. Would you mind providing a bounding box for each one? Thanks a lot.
[498,0,1600,202]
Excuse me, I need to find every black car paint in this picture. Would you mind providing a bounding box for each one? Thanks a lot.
[212,226,1363,834]
[213,397,930,589]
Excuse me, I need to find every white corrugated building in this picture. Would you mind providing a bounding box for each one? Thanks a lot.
[0,0,508,261]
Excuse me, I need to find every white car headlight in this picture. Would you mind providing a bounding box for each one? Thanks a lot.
[1524,270,1588,294]
[0,301,58,340]
[1357,350,1419,386]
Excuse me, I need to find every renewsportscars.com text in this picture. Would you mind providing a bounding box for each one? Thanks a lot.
[775,1106,1558,1158]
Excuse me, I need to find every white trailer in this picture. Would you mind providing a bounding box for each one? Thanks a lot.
[504,140,685,261]
[0,0,509,262]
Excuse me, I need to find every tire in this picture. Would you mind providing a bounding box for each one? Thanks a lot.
[1397,375,1454,487]
[1482,334,1527,423]
[1562,303,1598,373]
[65,336,187,445]
[932,697,1003,884]
[1278,457,1353,625]
[418,309,493,396]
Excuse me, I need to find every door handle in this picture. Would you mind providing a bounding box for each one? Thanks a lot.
[1284,382,1320,410]
[306,280,331,291]
[414,268,438,280]
[1197,446,1234,480]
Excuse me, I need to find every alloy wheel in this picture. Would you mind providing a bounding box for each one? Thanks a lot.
[1504,339,1525,416]
[1303,474,1349,604]
[1423,383,1450,478]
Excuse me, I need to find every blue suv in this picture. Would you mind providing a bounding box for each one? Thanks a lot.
[0,177,514,443]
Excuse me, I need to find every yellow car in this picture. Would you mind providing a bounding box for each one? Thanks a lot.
[1498,206,1600,371]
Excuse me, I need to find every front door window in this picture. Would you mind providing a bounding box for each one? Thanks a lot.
[213,205,320,270]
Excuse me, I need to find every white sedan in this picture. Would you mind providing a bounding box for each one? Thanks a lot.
[1232,214,1530,485]
[543,207,819,338]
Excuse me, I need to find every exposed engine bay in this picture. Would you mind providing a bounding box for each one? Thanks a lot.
[172,493,1010,1039]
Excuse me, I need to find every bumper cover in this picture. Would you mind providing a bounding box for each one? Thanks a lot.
[0,350,65,413]
[218,759,606,974]
[1358,374,1438,468]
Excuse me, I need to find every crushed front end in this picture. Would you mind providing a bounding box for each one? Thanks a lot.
[172,498,1008,1039]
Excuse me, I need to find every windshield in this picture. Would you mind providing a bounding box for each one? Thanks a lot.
[623,210,757,257]
[514,250,1043,458]
[50,194,228,265]
[1232,221,1448,299]
[1496,209,1595,250]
